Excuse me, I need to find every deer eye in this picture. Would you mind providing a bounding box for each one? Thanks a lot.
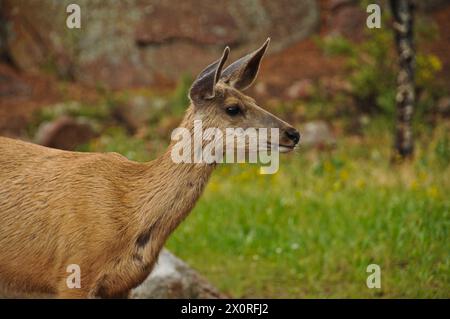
[225,105,241,116]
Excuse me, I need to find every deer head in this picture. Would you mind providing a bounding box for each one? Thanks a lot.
[186,38,300,157]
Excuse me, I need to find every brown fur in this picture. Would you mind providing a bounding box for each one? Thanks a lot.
[0,108,214,298]
[0,44,299,298]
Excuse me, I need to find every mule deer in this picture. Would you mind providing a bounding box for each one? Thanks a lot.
[0,39,300,298]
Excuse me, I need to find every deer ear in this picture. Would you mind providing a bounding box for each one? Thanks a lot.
[189,47,230,103]
[220,38,270,91]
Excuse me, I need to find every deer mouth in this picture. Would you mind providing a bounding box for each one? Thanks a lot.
[278,144,295,153]
[265,143,295,153]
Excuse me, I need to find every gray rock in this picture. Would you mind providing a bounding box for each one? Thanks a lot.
[113,96,151,133]
[131,249,226,299]
[34,116,97,151]
[301,121,336,147]
[113,95,169,133]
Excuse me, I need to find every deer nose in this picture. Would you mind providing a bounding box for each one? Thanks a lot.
[285,128,300,144]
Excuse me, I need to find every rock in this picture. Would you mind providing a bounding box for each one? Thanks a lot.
[113,95,170,133]
[327,1,366,41]
[0,64,45,137]
[328,0,355,11]
[34,116,97,151]
[0,64,32,98]
[113,96,152,133]
[285,79,314,100]
[300,121,335,147]
[2,0,319,89]
[131,249,226,299]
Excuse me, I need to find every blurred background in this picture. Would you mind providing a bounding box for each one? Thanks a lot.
[0,0,448,298]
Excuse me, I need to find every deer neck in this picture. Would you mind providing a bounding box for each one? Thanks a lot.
[130,106,215,259]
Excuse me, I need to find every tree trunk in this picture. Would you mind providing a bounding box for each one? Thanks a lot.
[390,0,416,159]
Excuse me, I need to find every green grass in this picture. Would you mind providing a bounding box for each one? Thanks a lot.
[165,122,449,298]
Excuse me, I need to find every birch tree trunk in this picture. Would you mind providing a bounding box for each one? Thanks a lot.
[390,0,416,159]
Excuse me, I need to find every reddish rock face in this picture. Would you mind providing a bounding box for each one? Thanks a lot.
[134,1,240,46]
[326,1,366,41]
[1,0,319,89]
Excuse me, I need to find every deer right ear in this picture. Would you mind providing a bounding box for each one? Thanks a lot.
[189,47,230,104]
[220,38,270,91]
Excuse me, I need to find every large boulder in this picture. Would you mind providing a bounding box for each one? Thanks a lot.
[131,249,225,299]
[1,0,319,89]
[34,115,97,150]
[300,120,336,147]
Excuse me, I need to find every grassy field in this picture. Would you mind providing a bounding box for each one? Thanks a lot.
[164,120,449,298]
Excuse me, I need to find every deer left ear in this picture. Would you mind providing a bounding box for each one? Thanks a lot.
[221,38,270,91]
[189,47,230,104]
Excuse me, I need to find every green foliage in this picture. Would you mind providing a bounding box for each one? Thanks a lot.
[416,53,443,88]
[317,35,355,56]
[317,4,445,117]
[38,101,112,122]
[433,128,450,167]
[318,28,396,115]
[78,126,150,162]
[170,73,193,115]
[27,100,113,138]
[312,156,345,177]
